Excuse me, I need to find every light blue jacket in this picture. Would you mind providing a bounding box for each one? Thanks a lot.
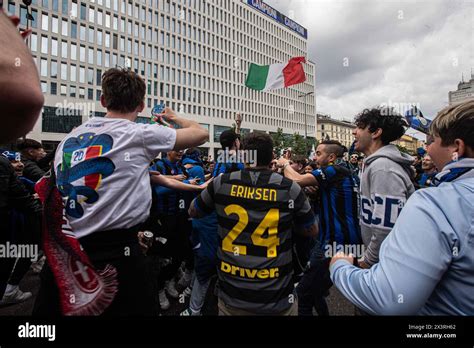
[330,158,474,315]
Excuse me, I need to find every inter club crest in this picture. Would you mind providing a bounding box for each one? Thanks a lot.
[56,133,116,218]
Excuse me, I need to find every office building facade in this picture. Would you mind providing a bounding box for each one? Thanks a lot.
[7,0,315,155]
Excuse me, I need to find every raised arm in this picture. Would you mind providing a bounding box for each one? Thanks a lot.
[149,171,206,192]
[159,108,209,150]
[277,157,319,187]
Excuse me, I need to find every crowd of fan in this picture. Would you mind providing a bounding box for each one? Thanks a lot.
[0,2,473,318]
[0,15,472,315]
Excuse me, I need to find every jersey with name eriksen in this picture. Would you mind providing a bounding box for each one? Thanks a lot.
[195,169,315,313]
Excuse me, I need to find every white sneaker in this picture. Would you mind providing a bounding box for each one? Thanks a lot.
[177,269,193,289]
[165,279,179,299]
[158,290,170,310]
[0,286,32,306]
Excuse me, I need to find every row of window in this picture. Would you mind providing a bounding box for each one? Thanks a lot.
[320,124,355,132]
[22,7,307,71]
[30,35,314,116]
[10,1,307,72]
[39,67,315,128]
[22,0,307,51]
[40,95,314,135]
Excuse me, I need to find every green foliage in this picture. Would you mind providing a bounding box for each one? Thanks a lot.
[270,128,318,156]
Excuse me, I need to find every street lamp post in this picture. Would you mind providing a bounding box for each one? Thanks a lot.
[298,91,314,139]
[23,0,34,46]
[21,0,34,141]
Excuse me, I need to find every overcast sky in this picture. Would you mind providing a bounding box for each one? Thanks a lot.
[266,0,473,132]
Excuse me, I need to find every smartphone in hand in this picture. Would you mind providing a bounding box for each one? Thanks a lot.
[151,104,181,129]
[151,103,167,125]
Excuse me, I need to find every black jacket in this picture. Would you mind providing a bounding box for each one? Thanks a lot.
[21,150,55,183]
[21,158,45,183]
[0,156,42,214]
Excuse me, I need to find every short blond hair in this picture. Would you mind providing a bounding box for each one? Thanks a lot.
[430,98,474,148]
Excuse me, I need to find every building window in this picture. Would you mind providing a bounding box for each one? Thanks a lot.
[61,63,67,80]
[7,2,15,15]
[30,9,38,28]
[40,58,48,76]
[88,8,95,23]
[62,0,68,13]
[20,6,28,26]
[80,3,86,20]
[41,81,47,93]
[52,16,58,33]
[96,69,102,85]
[51,82,57,95]
[87,68,94,84]
[30,33,38,52]
[79,66,85,83]
[51,60,57,78]
[80,24,86,41]
[61,41,68,58]
[70,43,77,60]
[70,65,76,82]
[61,18,68,36]
[51,38,58,56]
[42,106,82,133]
[41,13,48,31]
[71,21,77,38]
[88,49,94,64]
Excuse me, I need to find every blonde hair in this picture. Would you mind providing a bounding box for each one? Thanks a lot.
[430,98,474,147]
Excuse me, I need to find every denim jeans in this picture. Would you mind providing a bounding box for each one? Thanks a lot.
[189,275,212,314]
[296,242,332,316]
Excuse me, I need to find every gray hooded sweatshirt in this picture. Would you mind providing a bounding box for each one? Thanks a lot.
[360,144,415,266]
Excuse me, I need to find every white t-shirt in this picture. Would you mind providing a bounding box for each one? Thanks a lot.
[54,117,176,238]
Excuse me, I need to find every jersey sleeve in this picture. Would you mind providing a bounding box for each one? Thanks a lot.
[141,124,177,159]
[311,165,337,188]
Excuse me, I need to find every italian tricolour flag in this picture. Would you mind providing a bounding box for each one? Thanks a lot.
[245,57,306,91]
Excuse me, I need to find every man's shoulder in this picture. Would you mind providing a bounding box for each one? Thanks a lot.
[367,157,409,173]
[22,158,38,168]
[421,178,474,205]
[313,164,351,182]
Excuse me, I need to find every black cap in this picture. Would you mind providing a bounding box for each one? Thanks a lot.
[220,129,238,149]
